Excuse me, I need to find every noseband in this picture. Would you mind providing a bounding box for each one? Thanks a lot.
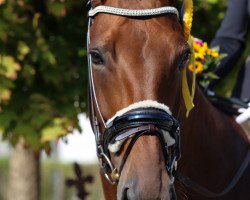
[104,107,181,182]
[87,1,181,184]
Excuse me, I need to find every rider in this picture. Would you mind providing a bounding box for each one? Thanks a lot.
[209,0,250,100]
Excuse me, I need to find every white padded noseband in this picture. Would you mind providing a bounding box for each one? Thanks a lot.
[107,100,176,153]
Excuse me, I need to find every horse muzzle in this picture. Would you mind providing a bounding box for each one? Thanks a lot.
[98,101,181,185]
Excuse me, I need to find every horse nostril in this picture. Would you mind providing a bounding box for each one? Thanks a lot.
[121,187,129,200]
[170,186,177,200]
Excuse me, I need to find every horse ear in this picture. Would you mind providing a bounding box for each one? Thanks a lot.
[183,0,193,41]
[91,0,105,7]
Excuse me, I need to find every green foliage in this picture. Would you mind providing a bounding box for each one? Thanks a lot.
[0,55,20,111]
[193,0,227,42]
[0,0,88,151]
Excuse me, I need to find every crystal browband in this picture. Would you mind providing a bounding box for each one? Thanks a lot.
[88,6,179,19]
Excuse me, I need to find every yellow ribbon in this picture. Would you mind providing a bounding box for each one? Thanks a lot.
[183,0,193,41]
[182,0,195,117]
[181,36,196,117]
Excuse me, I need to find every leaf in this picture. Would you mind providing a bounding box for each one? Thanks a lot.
[0,109,17,127]
[43,51,57,65]
[40,118,71,143]
[0,78,15,88]
[211,45,220,52]
[0,88,11,101]
[0,55,20,80]
[203,72,220,79]
[32,13,41,29]
[48,3,66,17]
[217,53,228,61]
[17,41,30,60]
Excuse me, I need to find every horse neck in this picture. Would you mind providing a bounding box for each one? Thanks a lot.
[180,86,249,188]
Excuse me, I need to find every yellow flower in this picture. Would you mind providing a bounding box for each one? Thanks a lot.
[206,49,212,56]
[188,61,204,74]
[195,52,205,60]
[206,49,219,58]
[211,50,219,58]
[195,61,204,74]
[201,42,208,52]
[188,64,194,72]
[193,42,202,52]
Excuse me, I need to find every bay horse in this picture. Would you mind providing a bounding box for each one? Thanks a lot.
[86,0,250,199]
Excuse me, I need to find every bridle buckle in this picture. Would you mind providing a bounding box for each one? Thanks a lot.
[97,145,119,184]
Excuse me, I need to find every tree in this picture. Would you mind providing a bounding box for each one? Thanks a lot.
[0,0,88,149]
[0,0,88,199]
[192,0,227,42]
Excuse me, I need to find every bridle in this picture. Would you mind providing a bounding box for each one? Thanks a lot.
[86,1,181,185]
[85,0,250,198]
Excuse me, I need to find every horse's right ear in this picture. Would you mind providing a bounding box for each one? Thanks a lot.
[91,0,105,7]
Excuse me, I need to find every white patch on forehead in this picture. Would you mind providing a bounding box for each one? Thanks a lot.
[106,100,175,153]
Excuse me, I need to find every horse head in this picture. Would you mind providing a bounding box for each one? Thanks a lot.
[87,0,192,199]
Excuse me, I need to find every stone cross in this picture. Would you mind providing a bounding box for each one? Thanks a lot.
[66,163,94,200]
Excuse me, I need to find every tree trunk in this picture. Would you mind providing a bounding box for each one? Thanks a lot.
[7,139,40,200]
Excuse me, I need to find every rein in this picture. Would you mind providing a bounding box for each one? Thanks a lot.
[175,149,250,198]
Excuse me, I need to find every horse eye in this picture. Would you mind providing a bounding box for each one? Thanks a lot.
[179,50,191,70]
[90,50,104,65]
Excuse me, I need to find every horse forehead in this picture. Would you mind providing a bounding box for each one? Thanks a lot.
[104,0,176,8]
[91,16,181,47]
[90,0,181,42]
[90,14,126,42]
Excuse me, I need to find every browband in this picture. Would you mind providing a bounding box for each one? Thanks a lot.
[88,6,179,19]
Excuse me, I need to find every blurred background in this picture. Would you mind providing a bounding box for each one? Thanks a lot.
[0,0,249,200]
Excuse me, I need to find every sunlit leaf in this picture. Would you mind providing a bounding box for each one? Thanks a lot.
[32,13,41,29]
[0,89,11,101]
[41,118,72,143]
[0,55,20,80]
[17,41,30,60]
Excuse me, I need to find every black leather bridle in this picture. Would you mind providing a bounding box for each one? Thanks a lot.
[86,0,182,185]
[103,108,181,180]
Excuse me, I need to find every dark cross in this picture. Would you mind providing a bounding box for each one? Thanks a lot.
[66,162,94,200]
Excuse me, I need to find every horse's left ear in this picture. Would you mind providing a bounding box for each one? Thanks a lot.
[180,3,184,26]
